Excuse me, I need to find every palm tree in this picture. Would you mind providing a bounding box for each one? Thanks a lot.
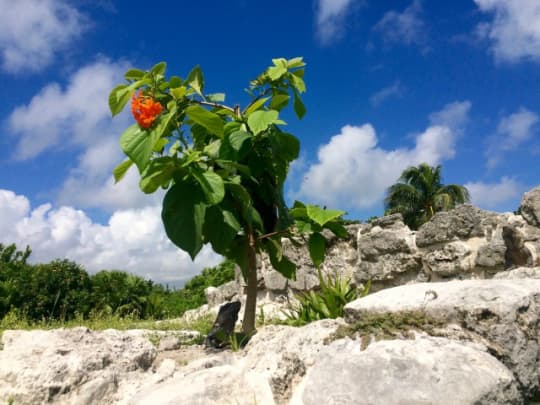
[384,163,470,229]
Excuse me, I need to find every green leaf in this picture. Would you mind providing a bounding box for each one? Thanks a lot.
[247,110,279,135]
[151,62,167,76]
[306,205,346,227]
[204,206,241,254]
[125,69,145,81]
[113,159,134,183]
[293,92,306,119]
[269,94,289,111]
[108,84,132,117]
[324,221,348,238]
[308,232,326,268]
[267,65,287,81]
[244,97,269,115]
[287,57,305,68]
[162,180,207,259]
[228,237,249,280]
[120,124,160,173]
[206,93,225,102]
[185,105,224,137]
[229,130,251,152]
[274,132,299,162]
[289,73,306,93]
[169,76,182,88]
[171,86,187,99]
[139,157,177,194]
[185,65,204,96]
[192,170,225,205]
[272,58,287,68]
[266,240,296,279]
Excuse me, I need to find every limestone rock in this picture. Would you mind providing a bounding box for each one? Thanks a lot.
[0,327,156,405]
[296,337,521,405]
[344,279,540,398]
[520,186,540,227]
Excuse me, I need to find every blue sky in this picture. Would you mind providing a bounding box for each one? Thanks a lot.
[1,0,539,286]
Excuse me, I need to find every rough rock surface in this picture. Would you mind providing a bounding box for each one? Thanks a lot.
[520,186,540,228]
[345,278,540,399]
[297,337,521,405]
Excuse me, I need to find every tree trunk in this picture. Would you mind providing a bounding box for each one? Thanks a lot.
[242,231,258,336]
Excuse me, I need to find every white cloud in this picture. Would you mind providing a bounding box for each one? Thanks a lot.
[315,0,359,45]
[465,177,525,210]
[0,0,87,73]
[369,81,404,106]
[296,110,463,210]
[7,59,156,212]
[374,0,425,46]
[474,0,540,63]
[429,100,472,135]
[487,108,539,168]
[0,189,223,286]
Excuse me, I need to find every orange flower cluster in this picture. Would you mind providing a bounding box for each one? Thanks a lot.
[131,91,163,128]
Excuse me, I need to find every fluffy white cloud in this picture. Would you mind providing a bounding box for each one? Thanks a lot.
[0,0,87,73]
[374,0,425,46]
[296,102,468,210]
[7,60,156,212]
[369,81,404,106]
[487,108,539,168]
[474,0,540,63]
[0,189,222,286]
[428,100,471,134]
[465,177,525,211]
[315,0,358,44]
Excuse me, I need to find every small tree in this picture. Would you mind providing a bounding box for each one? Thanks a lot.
[385,163,470,229]
[109,57,347,335]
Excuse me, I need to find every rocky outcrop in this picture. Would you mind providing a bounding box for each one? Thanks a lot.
[520,186,540,228]
[4,277,540,404]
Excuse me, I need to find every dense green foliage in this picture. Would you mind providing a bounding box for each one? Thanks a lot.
[0,243,235,323]
[385,163,470,229]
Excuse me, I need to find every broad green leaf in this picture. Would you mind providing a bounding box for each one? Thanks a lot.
[266,240,296,279]
[228,130,251,152]
[192,170,225,205]
[293,92,306,119]
[169,76,182,88]
[287,57,305,68]
[153,137,169,152]
[246,205,264,231]
[267,65,287,81]
[294,219,313,234]
[139,157,177,194]
[226,182,251,207]
[247,110,279,135]
[289,73,306,93]
[185,65,204,96]
[228,237,249,280]
[124,69,145,81]
[185,105,224,137]
[206,93,225,102]
[324,221,348,238]
[224,121,242,136]
[120,124,160,173]
[162,180,207,259]
[204,206,241,254]
[108,84,131,117]
[151,62,166,76]
[171,86,187,99]
[204,139,221,158]
[244,97,269,115]
[272,58,288,68]
[113,159,134,183]
[269,94,289,110]
[306,205,346,227]
[308,232,326,268]
[274,132,299,162]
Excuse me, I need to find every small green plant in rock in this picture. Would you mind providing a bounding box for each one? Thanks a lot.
[283,270,368,325]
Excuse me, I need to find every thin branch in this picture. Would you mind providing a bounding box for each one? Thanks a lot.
[193,99,236,113]
[258,229,290,241]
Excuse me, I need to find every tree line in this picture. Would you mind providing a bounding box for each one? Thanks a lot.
[0,243,234,323]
